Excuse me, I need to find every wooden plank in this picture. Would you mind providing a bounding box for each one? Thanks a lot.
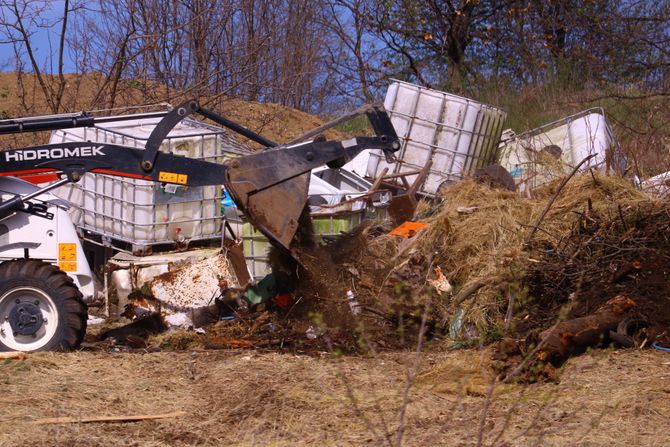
[368,167,389,193]
[32,411,186,425]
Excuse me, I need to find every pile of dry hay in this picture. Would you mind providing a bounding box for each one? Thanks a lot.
[347,173,655,346]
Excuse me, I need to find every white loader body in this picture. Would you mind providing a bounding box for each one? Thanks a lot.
[0,177,95,302]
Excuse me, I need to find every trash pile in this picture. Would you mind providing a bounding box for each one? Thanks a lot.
[287,172,670,380]
[88,171,670,374]
[81,80,670,383]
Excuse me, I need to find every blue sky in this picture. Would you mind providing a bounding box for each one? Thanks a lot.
[0,0,79,73]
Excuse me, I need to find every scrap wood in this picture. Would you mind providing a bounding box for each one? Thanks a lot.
[368,167,389,193]
[387,159,433,225]
[0,351,26,360]
[223,238,252,288]
[456,206,479,214]
[608,316,650,348]
[31,411,186,425]
[203,336,254,349]
[537,295,636,365]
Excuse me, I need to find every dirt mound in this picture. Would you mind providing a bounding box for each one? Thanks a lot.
[524,198,670,323]
[276,174,670,358]
[392,174,659,340]
[219,98,346,147]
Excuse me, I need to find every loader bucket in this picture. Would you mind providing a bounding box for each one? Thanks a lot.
[220,104,400,251]
[225,171,311,250]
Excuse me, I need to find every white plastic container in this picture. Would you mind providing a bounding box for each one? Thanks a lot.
[641,170,670,197]
[348,80,507,195]
[50,115,249,252]
[498,108,622,192]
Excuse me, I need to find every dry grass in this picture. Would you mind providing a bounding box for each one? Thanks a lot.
[401,174,653,332]
[0,348,669,446]
[422,174,647,280]
[149,330,204,351]
[419,180,532,282]
[333,174,653,339]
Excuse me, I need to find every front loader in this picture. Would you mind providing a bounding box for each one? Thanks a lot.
[0,100,399,352]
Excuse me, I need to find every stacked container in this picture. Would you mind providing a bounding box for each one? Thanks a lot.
[347,80,507,195]
[50,115,249,253]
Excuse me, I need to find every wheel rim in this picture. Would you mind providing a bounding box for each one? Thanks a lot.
[0,287,59,351]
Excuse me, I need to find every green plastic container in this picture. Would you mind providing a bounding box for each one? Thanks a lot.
[241,210,382,278]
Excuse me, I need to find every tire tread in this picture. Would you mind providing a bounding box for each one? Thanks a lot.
[0,259,87,352]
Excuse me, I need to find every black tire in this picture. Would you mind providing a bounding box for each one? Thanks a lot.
[0,259,87,352]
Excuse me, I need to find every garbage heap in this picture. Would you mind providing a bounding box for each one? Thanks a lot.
[310,172,668,380]
[91,170,670,384]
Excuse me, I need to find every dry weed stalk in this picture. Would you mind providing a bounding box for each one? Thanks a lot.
[395,295,432,447]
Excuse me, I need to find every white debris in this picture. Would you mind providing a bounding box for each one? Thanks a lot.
[106,248,224,315]
[305,326,320,340]
[110,269,132,310]
[164,312,193,329]
[136,264,169,286]
[641,170,670,197]
[150,254,237,309]
[347,290,361,315]
[87,316,106,325]
[429,266,453,295]
[456,206,479,214]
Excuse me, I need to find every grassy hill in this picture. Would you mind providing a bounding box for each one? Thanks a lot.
[0,72,344,149]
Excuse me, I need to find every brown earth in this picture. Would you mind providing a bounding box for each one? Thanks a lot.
[0,72,345,150]
[1,348,669,446]
[246,176,670,383]
[519,192,670,358]
[293,176,670,348]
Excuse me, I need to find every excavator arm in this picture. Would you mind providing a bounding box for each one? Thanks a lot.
[0,100,399,250]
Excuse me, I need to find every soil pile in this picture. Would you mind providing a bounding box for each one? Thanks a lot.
[278,173,670,365]
[0,72,345,150]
